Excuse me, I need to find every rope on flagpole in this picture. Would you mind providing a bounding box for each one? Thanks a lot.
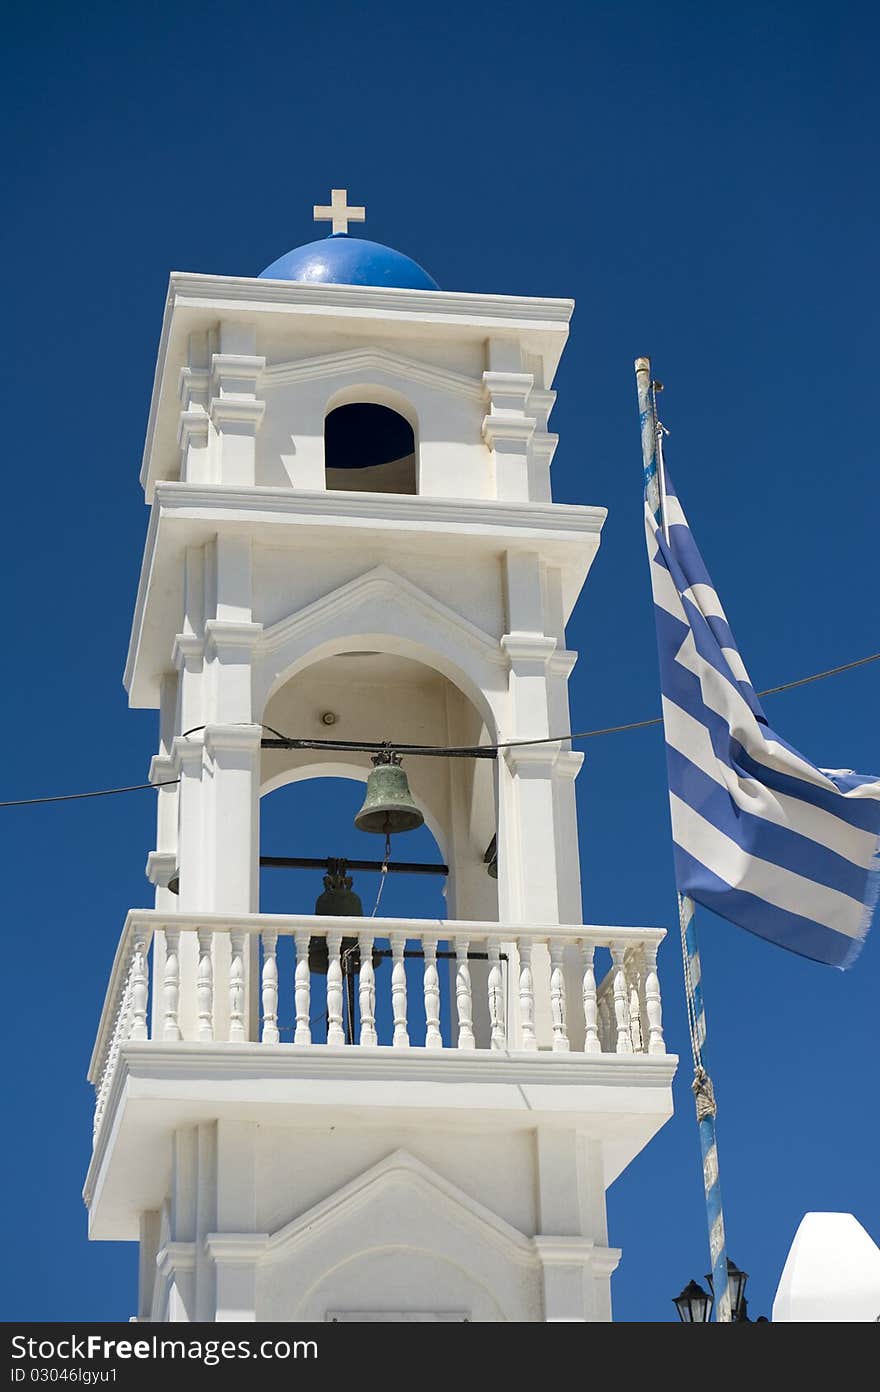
[636,356,733,1323]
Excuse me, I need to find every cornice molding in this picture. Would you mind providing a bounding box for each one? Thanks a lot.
[171,633,204,671]
[204,619,263,660]
[204,723,263,757]
[500,632,559,665]
[532,1235,595,1264]
[553,750,585,780]
[547,649,578,678]
[157,1242,196,1278]
[148,754,176,783]
[167,272,576,330]
[153,482,608,539]
[205,1233,270,1264]
[482,415,537,448]
[504,746,561,778]
[590,1246,623,1278]
[208,397,266,430]
[146,851,177,887]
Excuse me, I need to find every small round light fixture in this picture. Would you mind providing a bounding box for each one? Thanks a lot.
[321,711,338,726]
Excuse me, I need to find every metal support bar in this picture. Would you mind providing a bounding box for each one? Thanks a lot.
[260,737,497,759]
[260,855,449,876]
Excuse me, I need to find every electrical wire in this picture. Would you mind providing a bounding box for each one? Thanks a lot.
[0,778,181,809]
[3,649,879,808]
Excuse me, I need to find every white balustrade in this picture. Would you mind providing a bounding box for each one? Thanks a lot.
[89,912,668,1140]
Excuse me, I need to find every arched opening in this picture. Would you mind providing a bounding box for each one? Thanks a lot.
[256,646,499,1046]
[324,402,416,494]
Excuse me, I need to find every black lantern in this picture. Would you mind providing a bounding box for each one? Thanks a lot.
[673,1279,713,1323]
[706,1258,749,1322]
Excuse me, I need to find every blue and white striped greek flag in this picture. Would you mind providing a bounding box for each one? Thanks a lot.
[646,474,880,968]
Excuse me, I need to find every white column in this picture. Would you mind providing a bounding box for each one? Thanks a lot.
[203,725,262,1041]
[202,725,262,914]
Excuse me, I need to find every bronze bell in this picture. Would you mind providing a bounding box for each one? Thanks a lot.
[309,862,363,974]
[354,749,424,835]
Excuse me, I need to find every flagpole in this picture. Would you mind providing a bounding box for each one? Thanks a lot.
[635,357,733,1323]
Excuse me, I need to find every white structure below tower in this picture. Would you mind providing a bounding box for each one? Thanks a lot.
[85,196,676,1322]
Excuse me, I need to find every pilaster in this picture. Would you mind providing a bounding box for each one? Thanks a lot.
[483,370,536,502]
[208,324,265,487]
[205,1235,269,1322]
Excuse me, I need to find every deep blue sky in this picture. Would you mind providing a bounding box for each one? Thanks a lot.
[2,0,877,1323]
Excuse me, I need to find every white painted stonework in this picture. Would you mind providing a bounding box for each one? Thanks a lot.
[772,1213,880,1322]
[85,254,677,1322]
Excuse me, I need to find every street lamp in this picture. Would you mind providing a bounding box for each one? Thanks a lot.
[674,1258,759,1322]
[673,1279,713,1323]
[706,1258,750,1322]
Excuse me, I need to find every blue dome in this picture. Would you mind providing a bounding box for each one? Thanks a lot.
[258,233,439,290]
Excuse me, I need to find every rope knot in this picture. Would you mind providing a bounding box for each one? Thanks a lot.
[692,1066,717,1122]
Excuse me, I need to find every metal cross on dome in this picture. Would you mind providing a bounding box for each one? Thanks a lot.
[313,188,366,235]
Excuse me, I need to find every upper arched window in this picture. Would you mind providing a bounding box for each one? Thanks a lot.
[324,403,416,495]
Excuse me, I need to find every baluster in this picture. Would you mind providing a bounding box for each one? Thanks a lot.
[644,944,666,1054]
[423,938,442,1049]
[518,940,537,1051]
[261,931,279,1044]
[162,927,182,1041]
[549,939,570,1052]
[627,949,644,1053]
[487,943,506,1050]
[294,931,311,1045]
[326,932,345,1045]
[229,929,246,1042]
[581,942,601,1053]
[597,992,612,1052]
[358,932,377,1045]
[455,937,475,1050]
[611,945,633,1054]
[130,930,149,1041]
[197,927,214,1041]
[391,933,409,1047]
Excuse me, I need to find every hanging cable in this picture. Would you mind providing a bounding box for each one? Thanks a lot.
[2,648,878,809]
[0,778,180,809]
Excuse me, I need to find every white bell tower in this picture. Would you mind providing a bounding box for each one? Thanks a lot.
[85,193,677,1323]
